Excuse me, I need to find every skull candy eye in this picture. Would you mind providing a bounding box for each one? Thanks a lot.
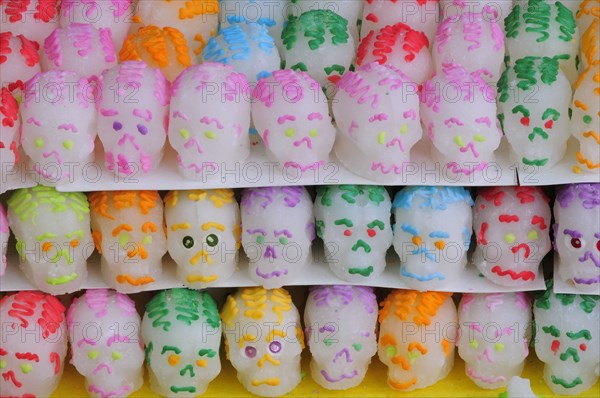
[268,341,282,354]
[596,240,600,251]
[137,124,148,135]
[113,122,122,131]
[182,236,194,249]
[570,237,583,249]
[244,346,256,358]
[206,234,218,247]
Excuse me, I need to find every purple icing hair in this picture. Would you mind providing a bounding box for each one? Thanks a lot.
[556,183,600,209]
[309,285,377,313]
[241,186,306,211]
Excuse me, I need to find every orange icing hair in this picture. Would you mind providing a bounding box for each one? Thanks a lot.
[379,290,453,326]
[89,191,160,219]
[119,25,191,68]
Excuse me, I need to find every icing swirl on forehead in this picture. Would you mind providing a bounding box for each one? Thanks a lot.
[241,186,307,210]
[317,185,388,207]
[145,289,220,331]
[556,183,600,209]
[535,280,599,313]
[253,69,319,107]
[5,291,65,340]
[309,285,377,313]
[8,186,90,223]
[393,186,473,210]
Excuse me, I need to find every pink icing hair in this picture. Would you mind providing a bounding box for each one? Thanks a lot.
[0,204,8,234]
[98,28,116,63]
[112,61,170,106]
[171,63,248,101]
[23,70,92,108]
[43,29,62,67]
[253,69,320,107]
[436,12,503,54]
[66,289,137,327]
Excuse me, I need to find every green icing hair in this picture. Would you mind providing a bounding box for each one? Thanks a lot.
[535,279,599,314]
[146,288,221,331]
[498,56,561,103]
[8,186,90,224]
[316,185,387,207]
[282,10,349,51]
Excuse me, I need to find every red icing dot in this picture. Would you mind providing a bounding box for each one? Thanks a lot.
[544,120,553,129]
[580,344,587,351]
[520,117,530,126]
[551,340,560,353]
[344,230,352,237]
[480,204,486,209]
[367,229,376,237]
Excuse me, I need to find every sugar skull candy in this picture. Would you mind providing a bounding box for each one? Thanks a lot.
[0,204,7,276]
[120,25,194,82]
[314,185,392,282]
[392,186,473,290]
[89,190,167,293]
[0,32,41,93]
[0,0,60,45]
[554,183,600,293]
[67,289,145,398]
[457,293,533,389]
[533,282,600,395]
[133,0,219,57]
[356,22,433,86]
[97,61,169,176]
[7,186,93,294]
[333,62,422,181]
[579,13,599,70]
[504,0,579,84]
[440,1,514,32]
[498,56,572,169]
[41,23,117,79]
[473,186,552,287]
[142,289,222,397]
[253,69,336,172]
[21,70,97,185]
[378,290,457,391]
[421,62,501,177]
[60,0,135,48]
[164,189,241,288]
[571,63,600,173]
[0,291,67,397]
[169,63,251,180]
[201,21,280,84]
[433,12,504,83]
[0,87,20,173]
[221,287,304,397]
[240,186,315,289]
[281,10,355,94]
[304,285,378,390]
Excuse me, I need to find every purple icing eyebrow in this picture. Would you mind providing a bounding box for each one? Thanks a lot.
[563,229,582,239]
[274,229,292,238]
[247,228,266,235]
[319,325,335,333]
[595,233,600,239]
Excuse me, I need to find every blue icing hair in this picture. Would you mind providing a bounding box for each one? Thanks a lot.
[202,22,275,64]
[392,186,474,210]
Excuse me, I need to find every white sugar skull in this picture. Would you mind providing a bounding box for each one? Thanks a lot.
[89,191,166,293]
[142,289,222,397]
[0,204,7,276]
[41,23,117,78]
[0,87,20,173]
[253,69,335,172]
[164,190,241,288]
[7,187,93,294]
[554,184,600,293]
[378,290,457,391]
[356,23,433,86]
[433,12,504,83]
[169,63,251,180]
[21,70,97,185]
[240,186,314,289]
[392,186,473,290]
[304,285,378,390]
[133,0,219,57]
[97,61,169,176]
[67,289,144,398]
[473,186,552,287]
[457,293,532,389]
[533,282,600,395]
[504,0,579,84]
[498,56,572,169]
[0,291,67,397]
[0,0,60,45]
[314,185,392,282]
[60,0,134,47]
[421,62,502,177]
[221,287,304,397]
[440,1,514,32]
[201,21,280,84]
[333,62,422,181]
[281,9,355,94]
[571,63,600,173]
[0,32,41,92]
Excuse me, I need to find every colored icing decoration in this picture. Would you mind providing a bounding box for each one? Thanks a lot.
[97,61,169,176]
[571,62,600,172]
[0,87,20,172]
[534,281,600,395]
[221,287,303,397]
[60,0,134,48]
[133,0,219,56]
[580,16,599,70]
[0,32,41,93]
[89,191,166,293]
[458,293,532,389]
[392,186,474,289]
[67,289,144,398]
[440,1,514,32]
[421,62,502,177]
[290,0,364,43]
[281,9,355,93]
[314,185,392,282]
[473,187,551,287]
[252,69,336,171]
[41,23,117,78]
[356,22,433,85]
[164,190,240,287]
[0,291,67,397]
[504,0,580,84]
[142,289,222,397]
[6,186,92,294]
[498,56,572,169]
[201,21,280,84]
[120,25,194,82]
[304,285,378,390]
[21,70,97,184]
[241,186,315,289]
[554,183,600,292]
[378,290,457,391]
[0,0,60,45]
[0,204,7,276]
[577,0,600,37]
[169,63,251,179]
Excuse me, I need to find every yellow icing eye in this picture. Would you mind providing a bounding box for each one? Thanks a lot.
[412,236,422,246]
[112,351,122,360]
[20,364,32,374]
[495,343,504,352]
[0,360,6,369]
[35,137,44,148]
[434,240,445,250]
[285,128,295,137]
[88,350,99,360]
[142,235,153,245]
[168,354,180,366]
[504,233,516,244]
[470,339,479,349]
[309,129,318,137]
[527,230,538,240]
[63,139,74,150]
[196,359,207,367]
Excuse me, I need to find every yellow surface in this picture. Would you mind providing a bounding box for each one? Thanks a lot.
[53,353,600,397]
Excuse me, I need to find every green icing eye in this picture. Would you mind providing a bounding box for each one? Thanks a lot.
[256,235,264,244]
[112,351,122,360]
[206,234,219,247]
[35,137,44,148]
[88,350,99,360]
[279,237,288,245]
[583,115,592,124]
